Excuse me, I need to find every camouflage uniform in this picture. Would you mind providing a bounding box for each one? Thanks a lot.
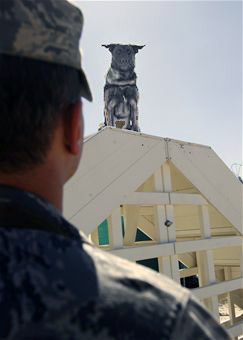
[0,185,232,339]
[0,1,232,339]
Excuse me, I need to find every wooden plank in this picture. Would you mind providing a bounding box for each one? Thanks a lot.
[124,192,169,205]
[110,207,123,249]
[170,193,207,205]
[162,162,180,283]
[168,140,242,234]
[153,167,173,278]
[176,227,235,238]
[123,204,140,245]
[191,278,243,299]
[108,243,174,261]
[69,141,166,235]
[175,236,242,254]
[224,267,236,325]
[90,228,99,245]
[215,259,240,266]
[138,216,156,240]
[140,206,154,215]
[197,204,219,320]
[124,192,207,206]
[179,267,198,278]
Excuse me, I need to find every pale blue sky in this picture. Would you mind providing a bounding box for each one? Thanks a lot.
[74,1,242,171]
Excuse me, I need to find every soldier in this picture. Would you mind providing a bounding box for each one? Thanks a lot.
[0,1,232,339]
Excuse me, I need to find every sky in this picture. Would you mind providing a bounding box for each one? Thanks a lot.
[71,1,242,173]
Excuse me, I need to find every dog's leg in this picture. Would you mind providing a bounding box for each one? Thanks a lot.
[104,88,116,127]
[129,99,140,132]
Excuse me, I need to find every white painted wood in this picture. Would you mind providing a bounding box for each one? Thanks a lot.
[191,277,243,299]
[153,168,169,243]
[162,162,180,282]
[175,236,242,253]
[176,227,235,238]
[224,267,236,325]
[123,204,140,245]
[90,228,99,245]
[198,205,211,238]
[124,192,169,205]
[108,243,174,261]
[138,217,156,240]
[166,205,176,242]
[140,206,154,215]
[197,203,219,320]
[110,207,123,249]
[63,127,242,326]
[170,193,207,205]
[178,253,197,268]
[153,167,175,278]
[124,192,207,205]
[179,267,198,278]
[158,256,172,277]
[215,259,241,266]
[153,205,168,243]
[68,140,166,235]
[168,139,242,234]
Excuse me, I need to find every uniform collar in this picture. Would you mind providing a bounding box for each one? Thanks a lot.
[0,184,90,243]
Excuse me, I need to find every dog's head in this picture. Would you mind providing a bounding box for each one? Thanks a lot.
[102,44,145,71]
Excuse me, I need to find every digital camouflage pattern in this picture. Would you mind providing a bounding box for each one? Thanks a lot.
[0,185,232,340]
[0,0,92,101]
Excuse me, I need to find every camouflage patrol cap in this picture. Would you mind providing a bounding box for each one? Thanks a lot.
[0,0,92,101]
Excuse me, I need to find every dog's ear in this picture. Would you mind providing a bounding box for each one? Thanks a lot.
[102,44,117,53]
[131,45,145,54]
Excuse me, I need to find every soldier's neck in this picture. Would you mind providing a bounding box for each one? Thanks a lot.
[0,164,63,212]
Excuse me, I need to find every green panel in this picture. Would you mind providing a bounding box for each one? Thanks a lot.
[137,258,159,272]
[121,216,125,237]
[135,228,152,242]
[98,220,109,245]
[98,216,125,245]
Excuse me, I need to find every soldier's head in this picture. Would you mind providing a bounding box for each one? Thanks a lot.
[0,0,92,182]
[102,44,145,71]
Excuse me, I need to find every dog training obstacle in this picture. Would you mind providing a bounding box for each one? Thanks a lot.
[64,127,243,339]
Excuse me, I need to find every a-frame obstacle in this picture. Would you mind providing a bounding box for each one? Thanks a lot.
[64,127,243,338]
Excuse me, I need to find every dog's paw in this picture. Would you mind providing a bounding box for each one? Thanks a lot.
[132,125,140,132]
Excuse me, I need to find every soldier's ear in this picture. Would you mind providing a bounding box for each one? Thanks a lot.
[131,45,145,54]
[102,44,116,53]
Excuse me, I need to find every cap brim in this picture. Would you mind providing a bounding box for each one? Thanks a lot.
[80,68,93,102]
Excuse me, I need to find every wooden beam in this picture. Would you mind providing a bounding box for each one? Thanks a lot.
[153,167,171,277]
[191,278,243,299]
[108,242,174,262]
[124,192,169,205]
[124,192,207,206]
[197,204,219,320]
[175,236,242,254]
[179,267,198,278]
[170,193,207,205]
[138,216,155,240]
[110,207,123,249]
[123,204,140,245]
[162,162,180,283]
[224,267,236,326]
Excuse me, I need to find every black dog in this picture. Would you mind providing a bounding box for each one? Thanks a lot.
[102,44,145,132]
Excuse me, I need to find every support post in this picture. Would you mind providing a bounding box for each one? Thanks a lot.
[153,167,172,277]
[110,207,123,249]
[197,205,219,321]
[123,204,140,246]
[224,267,236,326]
